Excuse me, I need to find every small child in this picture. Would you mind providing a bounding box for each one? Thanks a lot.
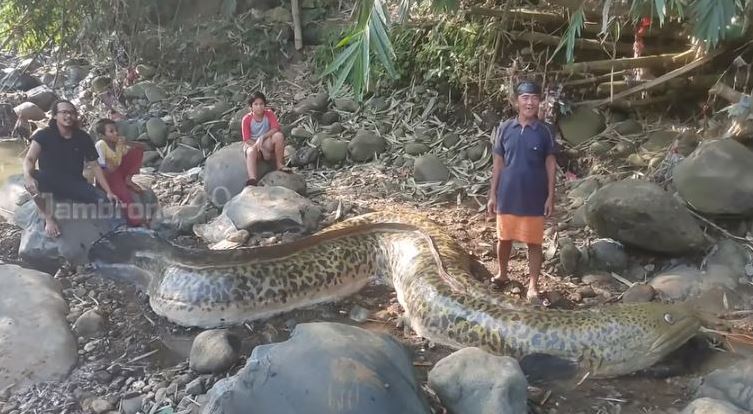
[94,118,146,227]
[240,91,289,186]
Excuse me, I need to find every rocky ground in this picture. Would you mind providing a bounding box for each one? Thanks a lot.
[2,44,753,414]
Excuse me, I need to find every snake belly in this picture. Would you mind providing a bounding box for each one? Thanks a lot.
[87,211,701,378]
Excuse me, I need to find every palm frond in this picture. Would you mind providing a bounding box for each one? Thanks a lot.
[689,0,739,47]
[551,5,586,64]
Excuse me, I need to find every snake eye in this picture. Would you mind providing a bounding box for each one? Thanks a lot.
[663,313,675,324]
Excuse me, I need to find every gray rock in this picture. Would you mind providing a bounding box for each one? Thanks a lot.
[194,186,322,244]
[159,146,205,173]
[142,151,161,167]
[290,127,312,140]
[405,143,430,156]
[73,309,105,339]
[1,69,41,91]
[681,397,748,414]
[442,133,460,148]
[648,264,739,301]
[322,121,343,134]
[642,130,679,153]
[673,139,753,216]
[116,120,140,141]
[228,109,247,140]
[319,111,339,126]
[559,239,581,275]
[146,118,168,147]
[25,85,57,112]
[0,174,29,223]
[428,347,527,414]
[187,102,229,124]
[190,330,240,374]
[414,154,450,182]
[613,119,643,135]
[144,83,167,103]
[467,142,491,162]
[695,358,753,412]
[588,239,628,272]
[348,129,387,162]
[293,93,328,114]
[154,205,207,236]
[559,106,606,145]
[203,322,430,414]
[320,138,347,163]
[120,395,143,414]
[16,198,125,269]
[203,142,274,207]
[259,171,306,195]
[185,378,205,395]
[621,284,655,303]
[123,82,147,99]
[0,264,77,394]
[570,205,588,229]
[90,399,113,414]
[705,239,751,277]
[568,176,602,203]
[334,98,358,112]
[585,179,706,255]
[289,146,319,166]
[14,102,45,121]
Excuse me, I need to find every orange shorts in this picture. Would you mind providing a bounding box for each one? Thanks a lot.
[496,214,545,245]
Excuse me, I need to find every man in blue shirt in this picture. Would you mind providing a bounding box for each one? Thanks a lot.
[487,81,558,302]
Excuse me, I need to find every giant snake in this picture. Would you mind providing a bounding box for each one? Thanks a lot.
[87,211,701,378]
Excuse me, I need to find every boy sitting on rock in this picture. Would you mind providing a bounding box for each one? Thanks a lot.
[241,91,289,186]
[94,118,146,227]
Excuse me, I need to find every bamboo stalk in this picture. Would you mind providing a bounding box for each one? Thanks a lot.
[709,82,745,103]
[561,50,694,74]
[509,30,634,55]
[291,0,303,50]
[596,75,721,96]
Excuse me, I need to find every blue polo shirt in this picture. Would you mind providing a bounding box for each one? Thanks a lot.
[492,118,557,216]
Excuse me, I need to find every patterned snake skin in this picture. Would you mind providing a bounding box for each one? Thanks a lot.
[88,211,701,378]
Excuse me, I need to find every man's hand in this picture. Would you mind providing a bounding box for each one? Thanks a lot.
[487,197,497,215]
[106,192,120,205]
[25,177,39,195]
[544,196,554,217]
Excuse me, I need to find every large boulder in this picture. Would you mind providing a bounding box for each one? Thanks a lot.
[681,398,748,414]
[428,347,528,414]
[585,179,706,255]
[203,142,274,207]
[694,357,753,412]
[194,186,322,244]
[159,145,205,173]
[202,322,431,414]
[15,187,159,270]
[348,129,387,162]
[0,264,77,394]
[672,139,753,216]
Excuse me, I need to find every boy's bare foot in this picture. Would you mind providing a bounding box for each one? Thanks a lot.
[45,217,60,238]
[490,272,509,288]
[526,288,541,304]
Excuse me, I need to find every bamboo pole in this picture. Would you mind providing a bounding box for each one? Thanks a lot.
[561,50,693,74]
[509,30,634,55]
[291,0,303,50]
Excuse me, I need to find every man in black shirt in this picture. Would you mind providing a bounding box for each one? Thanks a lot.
[23,99,119,238]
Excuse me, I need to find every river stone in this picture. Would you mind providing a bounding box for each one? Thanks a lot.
[15,198,125,270]
[0,174,29,222]
[642,129,679,153]
[585,179,706,255]
[136,64,156,79]
[228,109,247,139]
[403,142,428,156]
[0,104,18,136]
[588,239,628,272]
[189,330,241,374]
[293,92,328,114]
[0,264,77,394]
[334,98,359,112]
[705,239,751,277]
[468,141,491,161]
[289,146,319,166]
[73,309,105,339]
[320,138,347,163]
[558,106,605,145]
[322,121,343,134]
[1,69,41,91]
[159,146,205,173]
[153,205,208,237]
[428,347,527,414]
[188,102,230,124]
[621,284,655,303]
[442,133,460,148]
[319,111,339,126]
[259,171,306,195]
[613,119,643,135]
[144,83,167,102]
[681,397,748,414]
[559,238,582,275]
[25,84,57,112]
[203,322,431,414]
[290,127,312,140]
[116,120,140,141]
[14,102,45,121]
[348,129,386,162]
[203,142,274,206]
[194,186,322,244]
[672,139,753,216]
[146,118,168,147]
[695,358,753,412]
[414,154,450,182]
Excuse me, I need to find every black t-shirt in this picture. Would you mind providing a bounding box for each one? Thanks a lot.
[32,121,98,180]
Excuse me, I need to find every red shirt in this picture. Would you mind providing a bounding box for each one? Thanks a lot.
[241,109,280,142]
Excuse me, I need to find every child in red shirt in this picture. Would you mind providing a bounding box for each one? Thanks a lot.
[241,91,289,186]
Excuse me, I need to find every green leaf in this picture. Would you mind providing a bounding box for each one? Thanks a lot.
[322,36,361,77]
[551,6,586,64]
[690,0,739,46]
[654,0,666,24]
[431,0,459,13]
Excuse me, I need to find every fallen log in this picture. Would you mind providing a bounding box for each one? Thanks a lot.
[560,70,628,87]
[561,50,694,74]
[509,30,634,55]
[709,82,744,103]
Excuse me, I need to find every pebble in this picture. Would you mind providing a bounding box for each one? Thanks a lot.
[349,305,370,323]
[621,284,655,303]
